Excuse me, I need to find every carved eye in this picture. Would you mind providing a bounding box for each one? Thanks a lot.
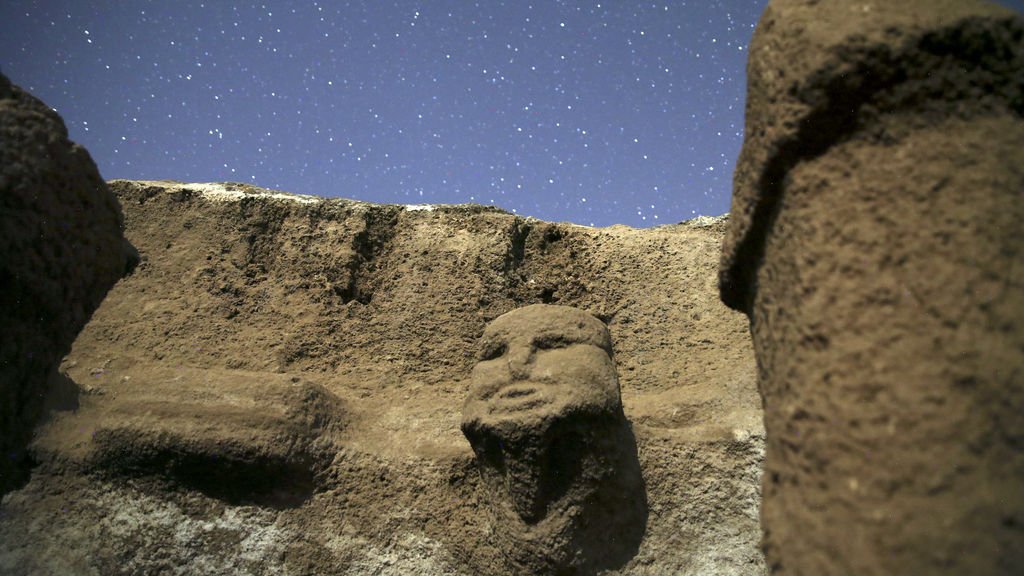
[533,335,571,351]
[480,340,507,361]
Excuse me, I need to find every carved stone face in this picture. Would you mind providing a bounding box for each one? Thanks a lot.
[461,305,646,573]
[461,305,625,523]
[462,304,622,434]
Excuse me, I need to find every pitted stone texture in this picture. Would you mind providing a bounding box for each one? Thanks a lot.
[462,304,646,574]
[720,0,1024,310]
[0,73,135,495]
[719,1,1024,574]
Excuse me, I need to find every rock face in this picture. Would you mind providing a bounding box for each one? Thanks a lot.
[0,180,765,575]
[0,74,136,496]
[462,304,646,574]
[720,1,1024,574]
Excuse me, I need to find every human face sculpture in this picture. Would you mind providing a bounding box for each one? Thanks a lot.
[462,304,622,434]
[461,304,625,524]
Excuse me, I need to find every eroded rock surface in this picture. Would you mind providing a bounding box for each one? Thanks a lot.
[0,73,136,496]
[0,180,764,575]
[721,1,1024,574]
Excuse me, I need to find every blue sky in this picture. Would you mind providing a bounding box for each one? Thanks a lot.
[2,1,1021,227]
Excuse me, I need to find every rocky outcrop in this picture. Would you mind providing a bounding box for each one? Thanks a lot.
[0,181,764,575]
[721,1,1024,574]
[0,74,136,496]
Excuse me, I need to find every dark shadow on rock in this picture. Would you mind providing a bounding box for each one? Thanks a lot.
[569,417,648,575]
[466,413,648,575]
[41,368,81,417]
[1,367,82,495]
[1,442,34,496]
[91,428,320,510]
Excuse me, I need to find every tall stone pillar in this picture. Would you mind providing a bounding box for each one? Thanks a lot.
[720,2,1024,574]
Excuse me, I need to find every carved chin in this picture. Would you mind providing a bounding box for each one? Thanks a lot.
[485,421,591,524]
[504,453,551,523]
[462,396,622,526]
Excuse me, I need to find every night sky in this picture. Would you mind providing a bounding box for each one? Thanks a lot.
[2,1,1022,228]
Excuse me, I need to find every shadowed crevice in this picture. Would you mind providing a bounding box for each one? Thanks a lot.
[91,428,321,510]
[503,219,533,275]
[336,206,402,304]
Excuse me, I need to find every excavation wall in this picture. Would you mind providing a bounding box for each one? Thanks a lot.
[1,180,765,575]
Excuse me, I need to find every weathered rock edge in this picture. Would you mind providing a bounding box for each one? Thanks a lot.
[720,0,1024,312]
[0,73,135,496]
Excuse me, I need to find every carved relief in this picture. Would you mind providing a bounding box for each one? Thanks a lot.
[462,304,646,573]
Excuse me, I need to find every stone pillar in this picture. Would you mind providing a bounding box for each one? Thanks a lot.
[1,73,136,495]
[720,2,1024,574]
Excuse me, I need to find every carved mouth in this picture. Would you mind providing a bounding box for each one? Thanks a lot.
[490,384,548,412]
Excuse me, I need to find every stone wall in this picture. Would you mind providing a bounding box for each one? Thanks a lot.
[1,180,765,575]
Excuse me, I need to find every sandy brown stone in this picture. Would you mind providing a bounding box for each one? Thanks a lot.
[720,1,1024,574]
[0,73,136,496]
[720,0,1023,310]
[0,181,764,575]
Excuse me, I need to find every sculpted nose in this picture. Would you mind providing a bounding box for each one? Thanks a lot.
[506,346,532,380]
